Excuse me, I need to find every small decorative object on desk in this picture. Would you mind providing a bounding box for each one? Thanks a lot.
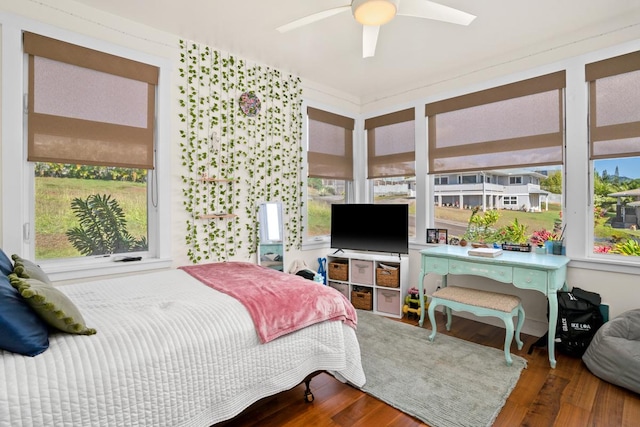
[552,240,564,255]
[502,243,532,252]
[427,228,448,244]
[471,242,489,248]
[468,247,503,257]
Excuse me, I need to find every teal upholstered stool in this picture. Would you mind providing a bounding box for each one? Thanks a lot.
[427,286,525,366]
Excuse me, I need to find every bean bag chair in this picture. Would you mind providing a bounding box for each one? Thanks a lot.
[582,309,640,394]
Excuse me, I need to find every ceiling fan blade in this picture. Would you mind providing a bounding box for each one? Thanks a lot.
[397,0,476,26]
[276,6,351,33]
[362,25,380,58]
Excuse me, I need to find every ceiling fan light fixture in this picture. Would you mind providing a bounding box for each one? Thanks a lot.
[352,0,398,26]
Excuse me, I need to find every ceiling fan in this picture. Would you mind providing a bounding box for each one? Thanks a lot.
[276,0,476,58]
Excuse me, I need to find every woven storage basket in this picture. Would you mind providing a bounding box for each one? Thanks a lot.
[376,267,399,288]
[351,290,373,310]
[328,262,348,281]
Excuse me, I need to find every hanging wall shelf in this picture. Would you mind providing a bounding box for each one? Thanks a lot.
[197,213,238,220]
[199,177,233,183]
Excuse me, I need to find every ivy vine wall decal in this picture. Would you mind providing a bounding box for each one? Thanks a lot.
[178,39,304,264]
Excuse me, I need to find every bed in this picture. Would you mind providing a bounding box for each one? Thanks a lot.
[0,256,365,427]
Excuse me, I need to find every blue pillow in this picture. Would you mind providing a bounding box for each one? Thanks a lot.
[0,249,12,276]
[0,273,49,356]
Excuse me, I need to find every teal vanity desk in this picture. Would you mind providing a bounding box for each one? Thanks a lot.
[418,245,570,368]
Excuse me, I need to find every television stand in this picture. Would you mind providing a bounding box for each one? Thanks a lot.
[326,251,409,319]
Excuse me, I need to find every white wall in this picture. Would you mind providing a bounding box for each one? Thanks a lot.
[1,0,639,333]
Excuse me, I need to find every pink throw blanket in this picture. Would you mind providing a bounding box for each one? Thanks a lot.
[179,262,357,343]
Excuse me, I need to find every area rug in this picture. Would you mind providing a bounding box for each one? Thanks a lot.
[355,310,527,427]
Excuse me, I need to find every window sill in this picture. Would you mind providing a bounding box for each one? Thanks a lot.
[301,236,331,251]
[41,257,173,283]
[568,256,640,276]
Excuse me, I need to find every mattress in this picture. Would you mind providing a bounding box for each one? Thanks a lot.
[0,269,365,426]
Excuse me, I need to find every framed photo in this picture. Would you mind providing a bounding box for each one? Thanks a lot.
[426,228,438,244]
[437,229,448,245]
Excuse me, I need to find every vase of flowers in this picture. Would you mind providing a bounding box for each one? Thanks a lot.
[530,229,560,254]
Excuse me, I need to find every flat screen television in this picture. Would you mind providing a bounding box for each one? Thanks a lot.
[330,204,409,254]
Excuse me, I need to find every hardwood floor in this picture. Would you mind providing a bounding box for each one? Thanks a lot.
[220,313,640,427]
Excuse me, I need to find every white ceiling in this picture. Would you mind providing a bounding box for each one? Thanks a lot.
[71,0,640,103]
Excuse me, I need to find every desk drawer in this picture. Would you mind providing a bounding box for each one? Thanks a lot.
[423,257,448,275]
[448,260,512,283]
[513,267,548,291]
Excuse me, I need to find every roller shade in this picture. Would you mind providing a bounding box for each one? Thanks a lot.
[586,50,640,160]
[365,108,415,179]
[425,71,566,174]
[24,32,158,169]
[307,107,354,180]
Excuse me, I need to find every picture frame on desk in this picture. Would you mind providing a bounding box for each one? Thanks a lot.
[438,229,448,244]
[427,228,448,244]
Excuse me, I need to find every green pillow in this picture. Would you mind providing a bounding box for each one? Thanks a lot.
[11,254,52,285]
[8,273,96,335]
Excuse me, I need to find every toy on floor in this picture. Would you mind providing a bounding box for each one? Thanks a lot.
[403,287,429,319]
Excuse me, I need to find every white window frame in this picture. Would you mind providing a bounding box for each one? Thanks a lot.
[461,174,478,184]
[509,176,523,185]
[301,101,358,248]
[504,196,518,205]
[1,18,172,281]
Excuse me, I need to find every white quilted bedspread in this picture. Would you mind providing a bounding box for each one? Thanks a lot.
[0,269,365,426]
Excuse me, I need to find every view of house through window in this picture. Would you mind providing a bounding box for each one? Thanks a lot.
[593,157,640,256]
[373,177,416,238]
[426,71,566,248]
[433,166,563,246]
[35,163,148,260]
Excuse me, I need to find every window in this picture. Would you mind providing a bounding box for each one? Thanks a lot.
[23,32,160,263]
[587,50,640,258]
[435,176,448,185]
[34,164,149,260]
[427,72,565,244]
[503,196,518,206]
[306,107,355,238]
[365,108,416,238]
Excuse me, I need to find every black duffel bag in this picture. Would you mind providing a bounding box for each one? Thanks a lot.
[529,287,604,357]
[555,287,604,357]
